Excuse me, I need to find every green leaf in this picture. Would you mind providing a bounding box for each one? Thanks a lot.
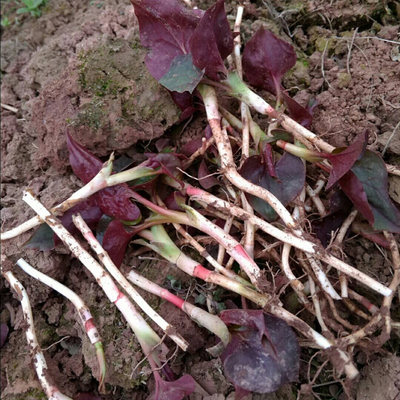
[24,224,55,251]
[351,150,400,232]
[17,7,30,14]
[159,54,204,94]
[263,129,292,144]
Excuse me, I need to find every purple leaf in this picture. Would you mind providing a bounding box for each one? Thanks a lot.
[67,133,141,222]
[326,132,368,190]
[144,152,182,178]
[163,191,183,211]
[242,29,313,127]
[0,323,9,348]
[190,0,233,81]
[340,150,400,232]
[339,171,374,225]
[312,190,352,247]
[240,152,305,221]
[93,186,140,222]
[55,199,103,245]
[281,91,313,129]
[149,374,196,400]
[220,310,300,394]
[66,132,102,183]
[198,159,218,189]
[132,0,233,88]
[131,0,200,81]
[102,220,135,267]
[169,91,196,120]
[243,28,296,96]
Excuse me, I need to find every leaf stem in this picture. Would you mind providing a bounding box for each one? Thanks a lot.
[185,185,392,297]
[126,269,231,351]
[72,214,189,351]
[21,190,165,362]
[0,158,158,241]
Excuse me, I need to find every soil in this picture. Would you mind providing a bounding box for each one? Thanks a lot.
[1,0,399,399]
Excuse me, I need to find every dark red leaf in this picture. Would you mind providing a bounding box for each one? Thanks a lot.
[55,199,103,246]
[342,150,400,232]
[220,310,300,394]
[67,133,141,222]
[339,171,374,224]
[0,323,9,348]
[149,374,196,400]
[131,0,200,81]
[243,28,296,96]
[163,191,183,211]
[312,190,352,247]
[198,159,218,189]
[67,132,102,183]
[326,132,368,190]
[281,91,313,129]
[190,0,233,81]
[242,29,313,127]
[169,91,196,120]
[144,152,182,178]
[133,0,232,89]
[102,220,135,267]
[240,153,305,221]
[93,186,140,222]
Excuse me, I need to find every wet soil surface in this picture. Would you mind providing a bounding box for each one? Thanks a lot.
[1,0,399,399]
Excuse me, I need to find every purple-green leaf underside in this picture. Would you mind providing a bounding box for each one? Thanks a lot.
[343,150,400,232]
[159,54,203,93]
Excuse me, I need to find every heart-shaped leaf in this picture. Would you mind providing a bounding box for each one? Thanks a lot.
[240,152,305,221]
[132,0,233,87]
[243,28,296,96]
[131,0,200,81]
[242,28,312,127]
[220,310,300,394]
[340,150,400,232]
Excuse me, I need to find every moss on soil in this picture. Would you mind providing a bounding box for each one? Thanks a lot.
[75,37,180,133]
